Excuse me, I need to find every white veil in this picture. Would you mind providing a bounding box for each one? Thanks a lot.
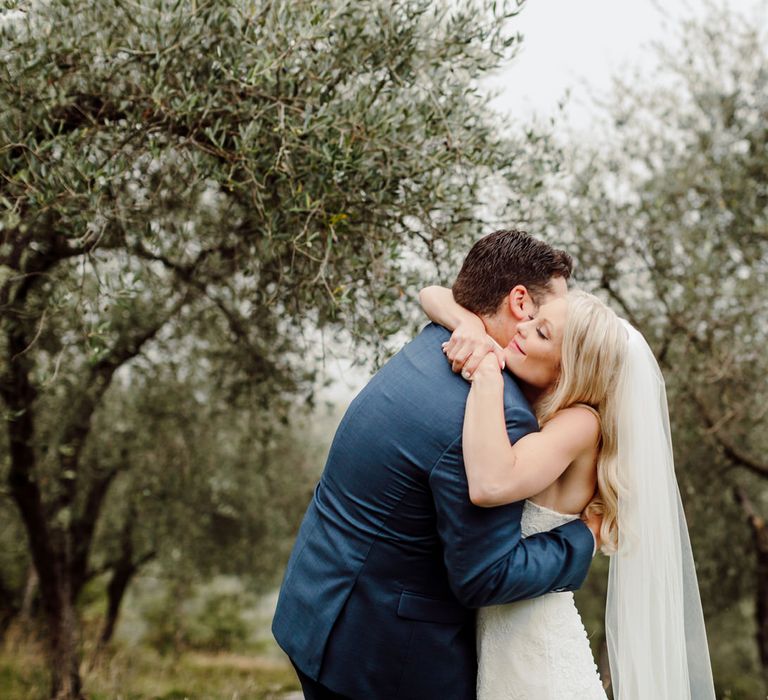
[605,321,716,700]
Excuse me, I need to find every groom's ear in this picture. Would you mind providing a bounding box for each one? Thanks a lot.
[507,285,536,321]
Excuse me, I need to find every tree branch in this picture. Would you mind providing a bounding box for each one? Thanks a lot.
[598,272,641,329]
[0,227,109,312]
[52,291,192,517]
[130,243,281,381]
[0,314,60,620]
[70,465,122,599]
[734,487,768,552]
[693,393,768,478]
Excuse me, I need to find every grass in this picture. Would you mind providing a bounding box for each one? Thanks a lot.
[0,639,301,700]
[5,619,765,700]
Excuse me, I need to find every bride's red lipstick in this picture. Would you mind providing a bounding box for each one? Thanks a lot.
[512,338,526,355]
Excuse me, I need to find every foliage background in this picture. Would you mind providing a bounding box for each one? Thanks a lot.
[1,1,766,698]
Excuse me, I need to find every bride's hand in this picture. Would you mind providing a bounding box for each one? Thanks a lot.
[466,352,505,383]
[441,318,505,379]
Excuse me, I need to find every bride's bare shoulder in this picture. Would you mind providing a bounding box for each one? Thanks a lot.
[543,405,601,451]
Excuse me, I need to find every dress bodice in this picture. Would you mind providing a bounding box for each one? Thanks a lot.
[521,500,580,538]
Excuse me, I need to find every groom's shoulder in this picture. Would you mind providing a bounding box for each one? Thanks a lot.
[405,322,451,349]
[382,322,451,368]
[500,371,537,425]
[361,323,458,394]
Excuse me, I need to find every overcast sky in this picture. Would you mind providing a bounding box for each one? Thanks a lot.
[487,0,765,130]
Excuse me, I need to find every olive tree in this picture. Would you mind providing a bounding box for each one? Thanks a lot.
[549,5,768,694]
[0,0,560,696]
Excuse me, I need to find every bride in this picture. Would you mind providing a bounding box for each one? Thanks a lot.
[419,286,716,700]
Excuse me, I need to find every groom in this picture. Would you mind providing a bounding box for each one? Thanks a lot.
[272,230,597,700]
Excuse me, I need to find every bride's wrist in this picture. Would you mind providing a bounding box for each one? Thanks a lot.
[471,368,504,388]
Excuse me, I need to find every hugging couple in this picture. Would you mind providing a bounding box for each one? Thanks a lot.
[273,229,716,700]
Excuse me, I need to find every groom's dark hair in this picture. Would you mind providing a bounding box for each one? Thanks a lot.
[451,229,573,316]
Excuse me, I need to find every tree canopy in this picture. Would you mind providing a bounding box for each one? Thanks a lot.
[555,7,768,694]
[0,1,558,697]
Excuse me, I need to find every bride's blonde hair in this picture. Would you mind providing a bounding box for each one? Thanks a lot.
[536,290,628,554]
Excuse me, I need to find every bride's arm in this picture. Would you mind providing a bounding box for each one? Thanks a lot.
[419,285,483,332]
[463,355,599,507]
[419,286,504,374]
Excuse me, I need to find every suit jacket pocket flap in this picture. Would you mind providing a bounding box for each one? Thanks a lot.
[397,591,467,625]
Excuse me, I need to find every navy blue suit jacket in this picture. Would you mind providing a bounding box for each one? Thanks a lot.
[272,324,594,699]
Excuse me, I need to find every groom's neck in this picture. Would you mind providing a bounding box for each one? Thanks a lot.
[481,312,514,350]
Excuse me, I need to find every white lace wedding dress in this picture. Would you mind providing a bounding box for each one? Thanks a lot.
[476,500,607,700]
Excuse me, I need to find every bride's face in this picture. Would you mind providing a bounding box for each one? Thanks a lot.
[505,297,567,390]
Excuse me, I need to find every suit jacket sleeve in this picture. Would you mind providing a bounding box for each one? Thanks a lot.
[428,404,594,608]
